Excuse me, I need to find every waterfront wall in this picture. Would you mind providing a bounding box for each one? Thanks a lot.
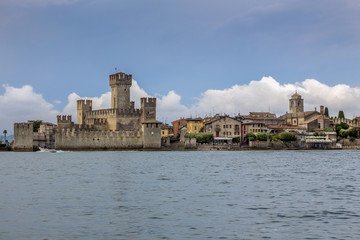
[249,140,300,149]
[55,129,144,150]
[143,122,162,149]
[184,138,197,149]
[14,123,33,151]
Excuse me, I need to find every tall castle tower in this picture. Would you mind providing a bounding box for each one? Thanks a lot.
[289,92,304,114]
[109,72,132,110]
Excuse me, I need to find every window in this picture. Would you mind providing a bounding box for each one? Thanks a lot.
[223,125,225,128]
[195,126,197,130]
[229,125,232,128]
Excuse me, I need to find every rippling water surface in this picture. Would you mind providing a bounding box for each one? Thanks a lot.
[0,150,360,239]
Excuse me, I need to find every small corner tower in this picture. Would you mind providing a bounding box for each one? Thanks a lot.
[289,92,304,114]
[109,72,132,110]
[141,97,161,149]
[77,99,92,125]
[141,97,157,122]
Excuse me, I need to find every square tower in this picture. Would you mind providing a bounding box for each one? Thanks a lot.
[289,92,304,114]
[109,72,132,110]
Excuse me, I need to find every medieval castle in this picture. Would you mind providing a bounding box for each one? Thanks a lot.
[14,72,161,151]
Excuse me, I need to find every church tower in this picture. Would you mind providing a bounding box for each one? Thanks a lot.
[109,72,132,110]
[289,92,304,114]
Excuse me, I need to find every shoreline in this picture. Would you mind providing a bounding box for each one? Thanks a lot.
[9,147,360,152]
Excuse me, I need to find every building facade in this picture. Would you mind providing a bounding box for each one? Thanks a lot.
[204,115,241,139]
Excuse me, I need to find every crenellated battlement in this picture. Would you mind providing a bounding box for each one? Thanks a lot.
[84,108,142,118]
[77,99,92,110]
[117,108,142,116]
[14,122,33,128]
[141,97,157,122]
[57,115,72,123]
[57,115,73,129]
[333,118,360,127]
[141,97,157,105]
[86,108,117,117]
[109,72,132,86]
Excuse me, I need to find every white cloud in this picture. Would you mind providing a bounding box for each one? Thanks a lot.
[183,77,360,119]
[0,84,60,131]
[1,77,360,132]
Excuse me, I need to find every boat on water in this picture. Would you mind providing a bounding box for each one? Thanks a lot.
[39,147,57,153]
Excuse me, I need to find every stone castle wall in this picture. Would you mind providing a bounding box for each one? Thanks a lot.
[143,123,161,149]
[55,128,143,150]
[333,118,360,128]
[14,123,33,151]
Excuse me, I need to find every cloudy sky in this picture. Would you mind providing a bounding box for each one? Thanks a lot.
[1,0,360,132]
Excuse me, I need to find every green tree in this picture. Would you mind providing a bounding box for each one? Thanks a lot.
[279,132,297,141]
[28,120,42,132]
[270,133,280,141]
[340,122,349,129]
[245,132,256,141]
[256,132,268,141]
[339,129,348,138]
[347,128,359,138]
[324,107,329,117]
[323,127,333,132]
[184,132,214,143]
[3,130,7,142]
[232,137,240,143]
[338,110,345,119]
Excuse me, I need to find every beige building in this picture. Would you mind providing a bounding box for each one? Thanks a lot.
[204,115,241,140]
[161,124,173,138]
[279,92,330,131]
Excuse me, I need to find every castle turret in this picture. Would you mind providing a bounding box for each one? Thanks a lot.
[57,115,73,129]
[77,99,92,125]
[289,92,304,114]
[141,97,157,122]
[109,72,132,110]
[14,123,34,151]
[141,97,161,149]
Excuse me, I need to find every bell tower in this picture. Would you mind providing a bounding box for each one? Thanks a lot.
[109,72,132,110]
[289,92,304,114]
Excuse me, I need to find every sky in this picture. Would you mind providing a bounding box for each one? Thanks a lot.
[1,0,360,132]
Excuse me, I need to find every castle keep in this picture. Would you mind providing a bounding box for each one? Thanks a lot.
[54,72,161,150]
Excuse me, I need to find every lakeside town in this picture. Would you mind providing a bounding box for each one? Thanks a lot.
[2,71,360,152]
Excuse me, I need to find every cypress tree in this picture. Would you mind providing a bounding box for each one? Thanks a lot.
[324,107,329,117]
[338,110,345,119]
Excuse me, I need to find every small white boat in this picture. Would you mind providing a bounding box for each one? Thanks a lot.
[39,147,57,153]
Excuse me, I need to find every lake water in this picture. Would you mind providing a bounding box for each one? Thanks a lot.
[0,150,359,239]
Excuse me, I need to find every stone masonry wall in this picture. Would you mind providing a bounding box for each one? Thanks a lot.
[55,129,143,150]
[14,123,33,151]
